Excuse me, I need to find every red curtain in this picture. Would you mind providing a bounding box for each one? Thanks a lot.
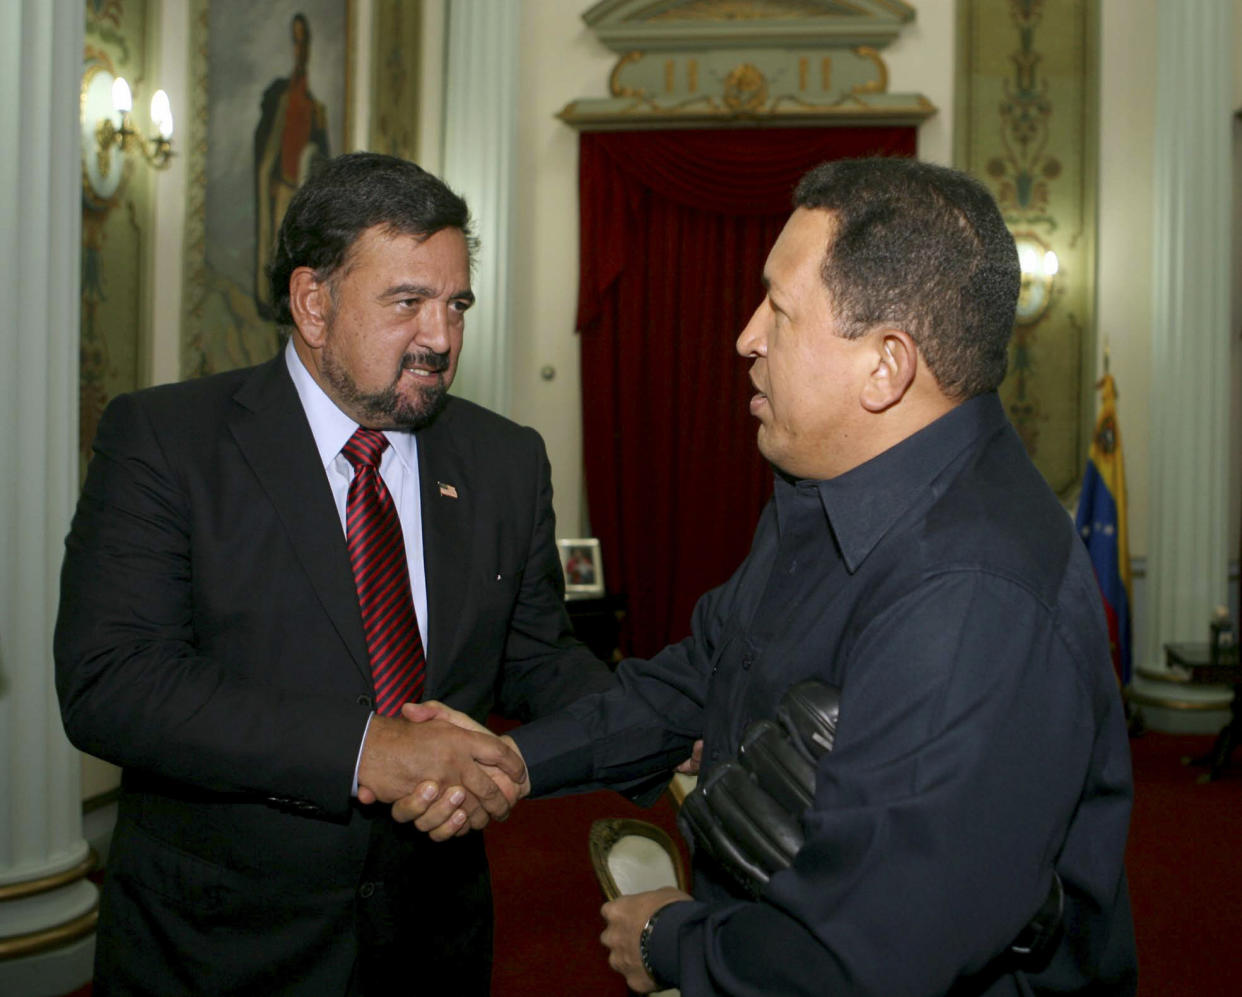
[577,127,916,657]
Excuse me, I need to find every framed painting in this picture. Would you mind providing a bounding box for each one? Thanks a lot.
[558,538,605,599]
[182,0,352,378]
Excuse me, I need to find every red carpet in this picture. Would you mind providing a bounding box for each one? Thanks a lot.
[487,731,1242,996]
[57,731,1242,995]
[1123,732,1242,996]
[489,788,687,997]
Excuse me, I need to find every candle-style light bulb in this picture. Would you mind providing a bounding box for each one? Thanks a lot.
[111,76,133,114]
[150,89,174,139]
[1017,241,1039,277]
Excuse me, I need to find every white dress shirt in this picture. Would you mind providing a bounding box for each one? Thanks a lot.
[284,339,430,652]
[285,339,430,792]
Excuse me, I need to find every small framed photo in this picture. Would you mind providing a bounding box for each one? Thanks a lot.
[558,538,604,599]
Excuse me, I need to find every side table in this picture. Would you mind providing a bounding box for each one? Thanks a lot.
[1165,642,1242,782]
[566,594,628,666]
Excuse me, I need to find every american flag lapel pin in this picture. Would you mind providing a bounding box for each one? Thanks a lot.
[437,481,459,499]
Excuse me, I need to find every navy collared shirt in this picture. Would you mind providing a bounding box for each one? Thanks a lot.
[514,393,1137,996]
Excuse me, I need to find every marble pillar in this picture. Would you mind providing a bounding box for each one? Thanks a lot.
[0,1,97,993]
[1130,0,1234,722]
[440,0,520,415]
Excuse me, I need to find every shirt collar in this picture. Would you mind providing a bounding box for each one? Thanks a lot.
[284,338,419,472]
[776,393,1009,574]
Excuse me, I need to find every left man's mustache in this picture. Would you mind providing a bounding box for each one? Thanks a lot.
[403,351,450,374]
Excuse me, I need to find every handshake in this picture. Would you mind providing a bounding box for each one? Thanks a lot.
[356,702,529,841]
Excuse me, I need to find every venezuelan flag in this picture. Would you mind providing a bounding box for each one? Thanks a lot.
[1075,374,1132,684]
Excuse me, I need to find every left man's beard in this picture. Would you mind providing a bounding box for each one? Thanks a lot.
[321,345,452,431]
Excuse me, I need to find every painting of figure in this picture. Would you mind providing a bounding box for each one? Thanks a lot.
[253,12,332,318]
[184,0,348,377]
[558,539,605,598]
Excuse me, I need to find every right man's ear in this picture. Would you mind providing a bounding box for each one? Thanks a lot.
[859,328,918,414]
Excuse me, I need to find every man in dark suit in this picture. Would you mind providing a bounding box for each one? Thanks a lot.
[55,152,614,995]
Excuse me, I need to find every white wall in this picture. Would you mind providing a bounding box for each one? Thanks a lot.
[509,3,613,535]
[1097,0,1156,558]
[140,0,1239,555]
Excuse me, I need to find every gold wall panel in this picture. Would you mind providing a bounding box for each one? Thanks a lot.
[955,0,1100,498]
[369,0,422,161]
[81,0,151,480]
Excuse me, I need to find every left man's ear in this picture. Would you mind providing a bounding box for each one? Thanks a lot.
[288,266,332,348]
[860,329,917,413]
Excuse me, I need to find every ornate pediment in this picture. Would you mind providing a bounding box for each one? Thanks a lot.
[560,0,935,128]
[584,0,917,50]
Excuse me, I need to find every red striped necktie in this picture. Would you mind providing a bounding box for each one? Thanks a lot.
[342,427,426,715]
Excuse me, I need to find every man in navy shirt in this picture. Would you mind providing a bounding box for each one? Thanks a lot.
[407,158,1138,996]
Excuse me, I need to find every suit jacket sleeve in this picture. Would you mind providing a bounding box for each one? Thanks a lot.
[55,390,368,819]
[489,425,616,721]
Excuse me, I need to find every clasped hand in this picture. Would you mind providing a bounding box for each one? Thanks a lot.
[356,702,530,840]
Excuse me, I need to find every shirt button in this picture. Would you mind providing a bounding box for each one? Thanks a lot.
[356,695,372,708]
[742,653,753,670]
[359,882,375,899]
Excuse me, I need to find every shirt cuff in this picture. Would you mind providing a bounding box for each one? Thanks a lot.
[352,712,375,797]
[647,899,704,989]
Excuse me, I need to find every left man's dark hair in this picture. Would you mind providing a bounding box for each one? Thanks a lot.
[793,157,1020,400]
[267,152,475,327]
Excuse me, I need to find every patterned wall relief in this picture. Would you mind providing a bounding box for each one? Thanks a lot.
[956,0,1099,498]
[562,0,934,127]
[369,0,421,160]
[181,0,351,378]
[81,0,149,480]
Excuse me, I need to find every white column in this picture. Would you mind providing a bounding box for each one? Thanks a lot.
[440,0,520,415]
[0,2,98,993]
[1134,1,1233,707]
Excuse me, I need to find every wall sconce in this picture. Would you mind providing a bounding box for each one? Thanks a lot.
[1013,232,1058,325]
[81,59,174,207]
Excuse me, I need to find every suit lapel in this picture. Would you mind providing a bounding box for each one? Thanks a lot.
[228,355,371,684]
[417,401,475,689]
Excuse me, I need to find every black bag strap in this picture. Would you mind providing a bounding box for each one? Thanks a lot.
[677,679,1064,971]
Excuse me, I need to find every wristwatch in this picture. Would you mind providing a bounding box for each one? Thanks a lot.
[639,903,676,991]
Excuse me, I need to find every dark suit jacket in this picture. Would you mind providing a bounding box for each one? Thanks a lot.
[55,354,613,996]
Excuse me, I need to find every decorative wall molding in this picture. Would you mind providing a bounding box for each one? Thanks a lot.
[560,0,935,129]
